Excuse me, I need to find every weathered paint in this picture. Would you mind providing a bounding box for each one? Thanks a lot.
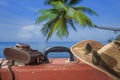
[1,58,113,80]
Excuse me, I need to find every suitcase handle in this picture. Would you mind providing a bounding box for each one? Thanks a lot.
[44,46,74,62]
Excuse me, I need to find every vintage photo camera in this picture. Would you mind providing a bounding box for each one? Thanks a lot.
[4,43,44,65]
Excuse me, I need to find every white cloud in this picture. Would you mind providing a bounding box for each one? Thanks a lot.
[17,25,44,41]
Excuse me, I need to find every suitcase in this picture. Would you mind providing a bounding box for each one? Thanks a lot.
[0,46,114,80]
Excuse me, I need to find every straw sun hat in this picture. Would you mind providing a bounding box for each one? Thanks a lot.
[70,40,120,80]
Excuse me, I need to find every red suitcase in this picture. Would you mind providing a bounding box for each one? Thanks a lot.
[0,46,114,80]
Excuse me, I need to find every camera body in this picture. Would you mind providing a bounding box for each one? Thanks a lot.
[4,43,44,65]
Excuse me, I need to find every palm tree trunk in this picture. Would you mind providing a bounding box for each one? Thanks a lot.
[94,25,120,32]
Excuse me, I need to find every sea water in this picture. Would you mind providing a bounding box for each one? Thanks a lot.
[0,42,76,58]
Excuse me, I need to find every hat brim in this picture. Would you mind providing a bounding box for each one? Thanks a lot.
[70,40,119,80]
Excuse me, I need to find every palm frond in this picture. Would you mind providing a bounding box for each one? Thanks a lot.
[47,16,61,40]
[60,20,69,37]
[44,0,58,4]
[51,1,68,11]
[41,15,59,37]
[56,15,68,38]
[35,9,58,24]
[73,6,98,16]
[44,0,67,4]
[68,0,82,5]
[46,14,68,40]
[56,21,68,38]
[66,8,94,27]
[36,9,59,14]
[41,22,53,36]
[68,19,77,31]
[77,11,94,27]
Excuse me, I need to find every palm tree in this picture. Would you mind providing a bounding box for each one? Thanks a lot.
[36,0,120,41]
[94,25,120,32]
[36,0,98,41]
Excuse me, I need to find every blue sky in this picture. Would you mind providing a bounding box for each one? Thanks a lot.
[0,0,120,42]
